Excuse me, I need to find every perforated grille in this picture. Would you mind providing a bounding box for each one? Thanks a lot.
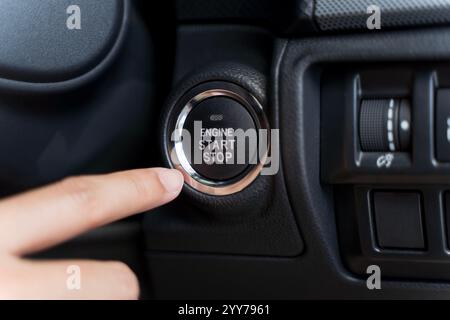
[315,0,450,31]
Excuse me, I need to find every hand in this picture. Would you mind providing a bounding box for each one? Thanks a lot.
[0,168,184,300]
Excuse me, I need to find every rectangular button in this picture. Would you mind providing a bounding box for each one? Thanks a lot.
[373,192,425,250]
[436,89,450,162]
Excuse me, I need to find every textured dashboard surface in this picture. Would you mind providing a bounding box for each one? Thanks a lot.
[315,0,450,31]
[0,0,125,83]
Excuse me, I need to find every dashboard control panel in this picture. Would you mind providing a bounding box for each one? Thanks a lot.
[321,64,450,281]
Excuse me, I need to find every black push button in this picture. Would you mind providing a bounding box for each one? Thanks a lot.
[436,89,450,162]
[183,96,257,181]
[373,192,425,250]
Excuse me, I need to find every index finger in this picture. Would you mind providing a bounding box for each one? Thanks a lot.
[0,168,184,256]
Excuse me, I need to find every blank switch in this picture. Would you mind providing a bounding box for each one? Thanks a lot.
[373,192,425,250]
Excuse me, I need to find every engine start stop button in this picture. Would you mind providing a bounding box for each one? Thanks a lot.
[183,96,257,181]
[169,81,269,196]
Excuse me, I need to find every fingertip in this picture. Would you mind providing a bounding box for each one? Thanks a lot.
[107,261,140,300]
[156,168,184,196]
